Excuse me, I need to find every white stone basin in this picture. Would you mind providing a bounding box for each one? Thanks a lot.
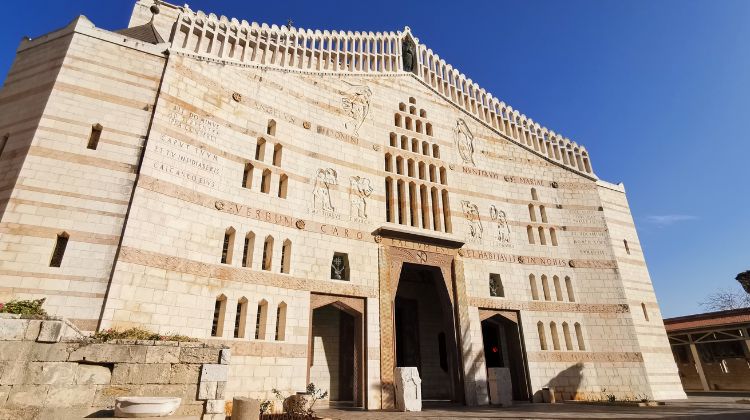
[114,397,181,418]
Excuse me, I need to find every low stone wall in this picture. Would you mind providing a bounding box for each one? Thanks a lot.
[0,315,229,419]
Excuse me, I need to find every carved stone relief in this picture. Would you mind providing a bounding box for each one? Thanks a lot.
[349,176,373,221]
[454,119,475,166]
[342,84,372,135]
[489,205,512,246]
[461,200,483,240]
[312,168,338,216]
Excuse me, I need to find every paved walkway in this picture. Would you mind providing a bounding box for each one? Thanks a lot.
[316,395,750,419]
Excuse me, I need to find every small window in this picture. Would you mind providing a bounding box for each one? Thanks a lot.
[242,162,254,189]
[550,228,558,246]
[553,275,563,301]
[565,276,575,302]
[531,188,538,201]
[87,124,102,150]
[528,204,536,222]
[255,138,266,161]
[642,302,649,321]
[221,227,235,264]
[280,239,291,274]
[432,144,440,159]
[49,232,69,267]
[574,322,585,350]
[275,302,287,341]
[539,205,548,223]
[527,226,535,244]
[262,236,274,271]
[395,114,402,127]
[266,119,276,136]
[211,295,227,337]
[538,227,547,245]
[624,239,631,255]
[426,123,433,136]
[255,299,268,340]
[242,232,255,268]
[550,322,561,350]
[272,144,283,166]
[562,322,573,351]
[331,252,350,280]
[278,174,288,199]
[260,169,271,194]
[529,274,539,300]
[489,273,504,297]
[234,297,248,338]
[399,102,406,111]
[537,321,547,351]
[541,275,551,301]
[408,96,416,104]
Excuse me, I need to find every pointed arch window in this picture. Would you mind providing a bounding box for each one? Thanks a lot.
[49,232,69,267]
[278,174,288,198]
[553,275,563,301]
[550,321,561,350]
[529,274,539,300]
[234,297,248,338]
[211,295,227,337]
[255,300,268,340]
[275,302,287,341]
[537,321,547,350]
[221,227,236,264]
[575,322,586,350]
[243,162,254,189]
[541,275,551,301]
[562,322,573,350]
[255,138,266,161]
[565,276,575,302]
[242,232,255,268]
[267,119,276,136]
[280,239,292,274]
[87,124,103,150]
[262,236,274,271]
[272,144,283,166]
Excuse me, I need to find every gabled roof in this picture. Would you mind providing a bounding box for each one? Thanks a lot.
[116,21,164,44]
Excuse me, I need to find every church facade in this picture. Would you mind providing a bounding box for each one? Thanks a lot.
[0,0,685,408]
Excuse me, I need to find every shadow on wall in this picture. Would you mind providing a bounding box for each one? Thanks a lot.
[533,362,584,402]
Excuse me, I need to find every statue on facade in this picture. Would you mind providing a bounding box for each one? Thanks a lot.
[402,39,415,72]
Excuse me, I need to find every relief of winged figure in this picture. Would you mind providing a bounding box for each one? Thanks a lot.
[454,119,475,166]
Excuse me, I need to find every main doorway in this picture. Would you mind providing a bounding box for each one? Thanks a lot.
[480,312,530,401]
[394,263,462,403]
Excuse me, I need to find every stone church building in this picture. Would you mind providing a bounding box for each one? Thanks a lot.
[0,0,686,408]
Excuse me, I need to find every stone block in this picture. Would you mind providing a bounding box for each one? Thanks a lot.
[232,397,260,420]
[215,381,225,399]
[394,367,421,412]
[29,342,73,362]
[204,399,225,414]
[28,362,77,385]
[197,381,217,400]
[69,344,147,363]
[200,364,228,382]
[6,384,49,408]
[37,321,63,343]
[0,319,27,341]
[487,368,512,407]
[219,348,230,365]
[0,361,28,385]
[170,364,201,384]
[146,345,180,363]
[75,364,112,385]
[0,341,32,361]
[179,347,219,364]
[24,320,42,341]
[112,363,171,384]
[92,385,134,407]
[44,385,96,407]
[0,385,10,405]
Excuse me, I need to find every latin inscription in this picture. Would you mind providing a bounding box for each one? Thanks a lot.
[316,125,359,145]
[214,200,296,228]
[151,134,221,189]
[167,105,220,142]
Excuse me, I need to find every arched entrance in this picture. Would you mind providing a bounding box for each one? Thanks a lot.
[308,295,365,408]
[480,311,530,401]
[394,263,462,403]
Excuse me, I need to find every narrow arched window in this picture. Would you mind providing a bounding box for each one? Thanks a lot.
[528,204,536,222]
[432,144,440,158]
[550,228,558,246]
[397,180,406,224]
[267,119,276,136]
[255,300,268,340]
[401,135,409,150]
[87,124,102,150]
[420,109,427,118]
[407,159,415,177]
[275,302,287,341]
[429,165,436,183]
[280,239,291,274]
[420,185,430,229]
[409,105,416,115]
[537,321,547,350]
[441,190,452,233]
[527,226,535,244]
[262,236,274,271]
[426,123,433,136]
[418,162,426,180]
[538,227,547,245]
[541,275,551,301]
[234,297,248,338]
[255,138,266,161]
[395,114,402,127]
[431,187,442,231]
[553,275,563,301]
[390,132,397,147]
[396,156,404,175]
[405,117,413,130]
[385,177,394,222]
[49,232,69,267]
[574,322,585,350]
[565,276,575,302]
[531,188,538,201]
[624,239,631,255]
[550,322,560,350]
[439,167,447,185]
[411,138,419,153]
[242,232,255,268]
[399,102,406,111]
[539,205,548,223]
[221,227,235,264]
[562,322,573,350]
[211,295,227,337]
[416,120,423,134]
[260,169,271,193]
[242,162,253,188]
[529,274,539,300]
[642,302,649,321]
[409,182,418,227]
[422,141,429,156]
[278,174,288,198]
[272,144,283,166]
[385,154,393,172]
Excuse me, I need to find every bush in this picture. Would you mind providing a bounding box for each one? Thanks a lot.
[92,327,196,342]
[0,298,48,318]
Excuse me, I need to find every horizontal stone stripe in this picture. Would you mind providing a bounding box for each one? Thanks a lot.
[53,81,153,111]
[7,197,125,218]
[64,63,159,92]
[211,339,307,358]
[0,286,105,299]
[0,222,120,245]
[617,257,647,267]
[606,218,636,228]
[0,114,44,133]
[0,269,108,284]
[0,81,56,104]
[2,56,66,87]
[44,114,147,140]
[36,125,141,151]
[28,145,137,173]
[469,297,629,314]
[118,246,378,298]
[67,54,162,83]
[462,248,618,270]
[527,351,643,363]
[13,183,130,206]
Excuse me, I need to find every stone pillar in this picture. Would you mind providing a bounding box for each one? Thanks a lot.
[394,367,422,412]
[378,246,396,409]
[689,343,709,391]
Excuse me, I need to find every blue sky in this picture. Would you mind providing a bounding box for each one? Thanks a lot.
[1,1,747,317]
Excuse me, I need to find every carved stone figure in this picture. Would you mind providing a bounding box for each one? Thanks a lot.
[342,85,372,135]
[402,39,415,72]
[454,119,475,166]
[313,168,338,211]
[394,367,422,412]
[331,254,346,280]
[349,176,373,219]
[461,200,483,239]
[490,205,511,244]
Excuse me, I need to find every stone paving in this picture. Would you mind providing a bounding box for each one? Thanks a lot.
[316,395,750,419]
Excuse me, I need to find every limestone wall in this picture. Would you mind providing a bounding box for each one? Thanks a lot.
[0,315,229,420]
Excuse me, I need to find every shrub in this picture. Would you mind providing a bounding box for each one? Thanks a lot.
[0,298,48,318]
[92,327,196,342]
